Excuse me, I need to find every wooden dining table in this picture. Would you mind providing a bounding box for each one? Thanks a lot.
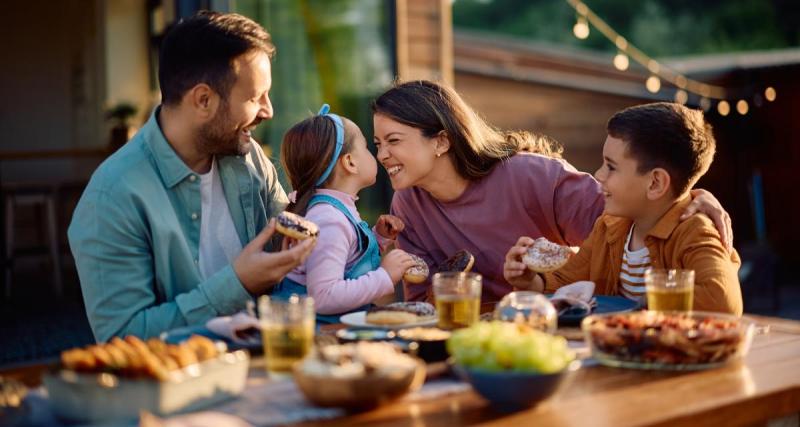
[3,313,800,427]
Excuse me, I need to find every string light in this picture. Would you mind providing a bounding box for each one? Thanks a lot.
[717,100,730,116]
[573,16,590,39]
[564,0,778,119]
[737,100,749,115]
[613,52,629,71]
[765,87,777,101]
[645,76,661,93]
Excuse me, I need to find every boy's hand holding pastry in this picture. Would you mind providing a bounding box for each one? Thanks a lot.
[504,237,541,291]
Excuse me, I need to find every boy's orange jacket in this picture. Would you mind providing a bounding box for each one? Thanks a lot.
[544,196,743,315]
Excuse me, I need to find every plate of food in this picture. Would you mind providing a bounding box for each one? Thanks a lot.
[582,310,754,370]
[44,335,249,423]
[340,302,438,329]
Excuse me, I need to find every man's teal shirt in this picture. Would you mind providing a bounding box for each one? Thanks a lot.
[68,108,287,342]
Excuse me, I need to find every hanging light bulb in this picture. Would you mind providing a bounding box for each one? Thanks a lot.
[675,90,688,105]
[765,87,777,102]
[717,100,730,116]
[645,76,661,93]
[736,100,749,115]
[613,52,629,71]
[573,16,590,40]
[699,97,711,111]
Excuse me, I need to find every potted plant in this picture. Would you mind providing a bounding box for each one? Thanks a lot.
[106,102,139,151]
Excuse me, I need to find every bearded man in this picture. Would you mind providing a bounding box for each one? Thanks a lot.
[68,12,314,342]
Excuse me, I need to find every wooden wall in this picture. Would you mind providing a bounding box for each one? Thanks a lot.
[395,0,453,85]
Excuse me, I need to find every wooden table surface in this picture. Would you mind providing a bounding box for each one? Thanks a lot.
[303,314,800,427]
[3,314,800,427]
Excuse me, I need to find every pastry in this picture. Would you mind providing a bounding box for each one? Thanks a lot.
[403,254,429,283]
[439,249,475,272]
[366,302,436,325]
[275,211,319,240]
[522,237,572,273]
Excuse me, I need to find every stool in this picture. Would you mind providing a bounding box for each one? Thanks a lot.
[3,183,62,297]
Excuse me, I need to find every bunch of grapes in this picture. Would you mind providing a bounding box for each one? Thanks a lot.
[446,321,574,373]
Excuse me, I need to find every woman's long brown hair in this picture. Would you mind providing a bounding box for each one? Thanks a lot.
[280,115,354,216]
[371,80,563,180]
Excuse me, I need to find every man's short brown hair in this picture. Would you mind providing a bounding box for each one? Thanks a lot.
[607,102,716,196]
[158,11,275,106]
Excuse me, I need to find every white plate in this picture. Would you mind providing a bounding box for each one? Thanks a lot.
[340,311,438,329]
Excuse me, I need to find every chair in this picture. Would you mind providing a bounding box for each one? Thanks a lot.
[2,182,62,297]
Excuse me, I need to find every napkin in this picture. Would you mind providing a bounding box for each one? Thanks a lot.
[551,281,596,315]
[206,312,261,346]
[552,281,595,303]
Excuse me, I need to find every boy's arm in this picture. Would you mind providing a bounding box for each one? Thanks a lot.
[679,218,743,315]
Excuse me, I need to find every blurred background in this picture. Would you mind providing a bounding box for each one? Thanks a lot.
[1,0,798,366]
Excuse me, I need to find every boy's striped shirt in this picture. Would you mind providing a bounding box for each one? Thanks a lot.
[619,225,650,303]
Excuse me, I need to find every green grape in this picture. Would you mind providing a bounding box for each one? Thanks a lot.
[446,321,575,372]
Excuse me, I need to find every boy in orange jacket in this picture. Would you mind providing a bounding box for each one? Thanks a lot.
[504,102,742,314]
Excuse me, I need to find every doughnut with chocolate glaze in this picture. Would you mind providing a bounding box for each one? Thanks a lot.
[439,249,475,273]
[276,211,320,240]
[403,254,429,283]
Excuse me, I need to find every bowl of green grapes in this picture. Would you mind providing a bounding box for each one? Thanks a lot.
[447,321,579,410]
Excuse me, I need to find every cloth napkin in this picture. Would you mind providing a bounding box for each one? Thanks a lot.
[551,281,595,303]
[206,312,261,346]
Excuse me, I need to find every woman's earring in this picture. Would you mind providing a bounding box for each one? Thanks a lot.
[436,152,441,158]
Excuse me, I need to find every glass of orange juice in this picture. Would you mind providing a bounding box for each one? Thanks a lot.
[433,272,482,329]
[645,269,694,311]
[258,294,315,376]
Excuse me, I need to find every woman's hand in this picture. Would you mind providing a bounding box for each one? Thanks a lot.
[376,215,405,240]
[681,189,733,252]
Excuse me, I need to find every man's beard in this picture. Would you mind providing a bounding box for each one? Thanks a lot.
[197,102,254,157]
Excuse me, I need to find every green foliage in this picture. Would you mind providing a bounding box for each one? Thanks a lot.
[453,0,800,56]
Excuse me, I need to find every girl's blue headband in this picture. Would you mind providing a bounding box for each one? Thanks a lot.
[315,104,345,186]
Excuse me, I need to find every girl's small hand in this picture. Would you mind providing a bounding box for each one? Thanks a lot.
[376,215,405,240]
[381,249,416,283]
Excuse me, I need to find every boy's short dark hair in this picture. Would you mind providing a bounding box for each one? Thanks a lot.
[607,102,716,196]
[158,11,275,106]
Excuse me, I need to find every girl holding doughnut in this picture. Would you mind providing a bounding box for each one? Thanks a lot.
[272,105,418,323]
[372,80,733,304]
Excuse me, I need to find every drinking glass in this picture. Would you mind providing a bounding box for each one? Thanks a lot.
[493,291,557,333]
[258,294,315,376]
[432,272,482,329]
[645,269,695,311]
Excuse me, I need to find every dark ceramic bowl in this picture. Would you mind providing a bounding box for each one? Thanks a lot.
[453,360,581,411]
[396,328,452,363]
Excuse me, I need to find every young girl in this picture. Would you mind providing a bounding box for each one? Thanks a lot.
[272,104,416,323]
